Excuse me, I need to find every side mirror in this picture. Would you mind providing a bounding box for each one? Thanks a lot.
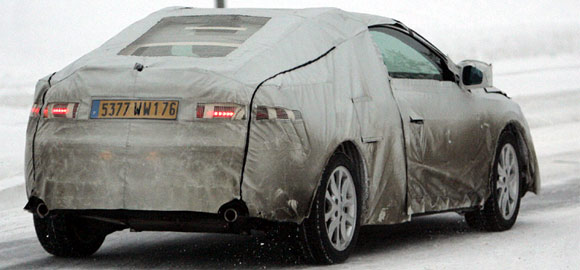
[462,66,483,85]
[458,60,493,89]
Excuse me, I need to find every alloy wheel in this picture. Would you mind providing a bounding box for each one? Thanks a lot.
[496,143,520,220]
[324,166,357,251]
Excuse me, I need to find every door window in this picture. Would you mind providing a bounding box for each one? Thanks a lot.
[370,27,445,80]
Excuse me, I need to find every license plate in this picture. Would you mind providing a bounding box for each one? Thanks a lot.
[90,100,179,119]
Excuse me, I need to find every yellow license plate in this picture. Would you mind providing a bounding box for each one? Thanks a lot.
[90,100,179,119]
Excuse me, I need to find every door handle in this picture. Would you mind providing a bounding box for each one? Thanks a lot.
[410,117,424,124]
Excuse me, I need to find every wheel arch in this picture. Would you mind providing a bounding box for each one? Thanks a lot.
[305,140,370,223]
[494,121,537,197]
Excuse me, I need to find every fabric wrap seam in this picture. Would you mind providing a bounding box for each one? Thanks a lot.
[29,72,56,191]
[239,46,336,198]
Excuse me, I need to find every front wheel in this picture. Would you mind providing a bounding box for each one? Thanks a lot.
[465,131,522,231]
[298,153,362,264]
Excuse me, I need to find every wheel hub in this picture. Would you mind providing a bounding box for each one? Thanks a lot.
[496,143,520,220]
[324,166,357,251]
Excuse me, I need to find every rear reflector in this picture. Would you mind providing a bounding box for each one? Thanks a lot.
[43,103,79,119]
[196,103,245,120]
[255,106,302,121]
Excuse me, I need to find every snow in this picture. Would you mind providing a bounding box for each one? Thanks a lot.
[348,206,580,270]
[0,100,28,191]
[494,54,580,98]
[1,0,579,268]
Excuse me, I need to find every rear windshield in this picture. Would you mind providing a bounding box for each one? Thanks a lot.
[119,15,270,58]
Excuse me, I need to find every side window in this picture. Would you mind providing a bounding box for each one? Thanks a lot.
[370,27,446,80]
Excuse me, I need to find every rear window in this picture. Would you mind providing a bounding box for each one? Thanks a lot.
[119,15,270,58]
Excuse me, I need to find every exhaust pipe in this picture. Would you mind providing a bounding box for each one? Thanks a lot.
[36,203,49,218]
[223,208,239,223]
[219,200,248,224]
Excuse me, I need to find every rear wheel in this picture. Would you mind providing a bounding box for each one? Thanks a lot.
[297,153,361,264]
[465,131,522,231]
[34,214,106,257]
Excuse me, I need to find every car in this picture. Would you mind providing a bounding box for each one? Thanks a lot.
[24,7,540,264]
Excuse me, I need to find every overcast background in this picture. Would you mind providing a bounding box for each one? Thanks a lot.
[1,0,579,91]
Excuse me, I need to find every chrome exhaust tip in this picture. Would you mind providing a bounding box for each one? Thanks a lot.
[36,203,49,218]
[223,208,239,223]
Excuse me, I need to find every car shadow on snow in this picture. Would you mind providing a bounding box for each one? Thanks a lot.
[354,213,476,257]
[3,213,497,269]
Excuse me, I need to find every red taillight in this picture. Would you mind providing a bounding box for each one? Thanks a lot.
[255,106,269,120]
[43,103,79,119]
[52,107,68,115]
[275,108,288,119]
[196,105,205,119]
[196,103,245,120]
[212,106,237,118]
[213,111,235,118]
[255,106,302,121]
[30,104,41,117]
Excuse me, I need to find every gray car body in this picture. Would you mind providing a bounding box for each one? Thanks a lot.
[25,7,539,226]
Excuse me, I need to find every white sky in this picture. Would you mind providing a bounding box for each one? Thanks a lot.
[1,0,579,87]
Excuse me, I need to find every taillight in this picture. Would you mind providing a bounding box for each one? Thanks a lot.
[196,103,245,120]
[43,103,79,119]
[30,104,41,117]
[255,106,302,121]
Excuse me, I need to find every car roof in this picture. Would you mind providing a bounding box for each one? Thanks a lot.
[52,7,397,86]
[155,7,396,26]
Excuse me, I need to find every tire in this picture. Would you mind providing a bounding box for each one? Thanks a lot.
[34,214,106,257]
[297,152,362,264]
[465,131,522,231]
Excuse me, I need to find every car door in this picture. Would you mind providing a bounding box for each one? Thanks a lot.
[369,26,490,214]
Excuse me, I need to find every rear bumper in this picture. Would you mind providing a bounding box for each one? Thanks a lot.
[25,206,279,234]
[27,118,246,214]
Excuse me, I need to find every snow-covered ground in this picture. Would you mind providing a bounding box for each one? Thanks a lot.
[1,1,579,269]
[2,55,579,269]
